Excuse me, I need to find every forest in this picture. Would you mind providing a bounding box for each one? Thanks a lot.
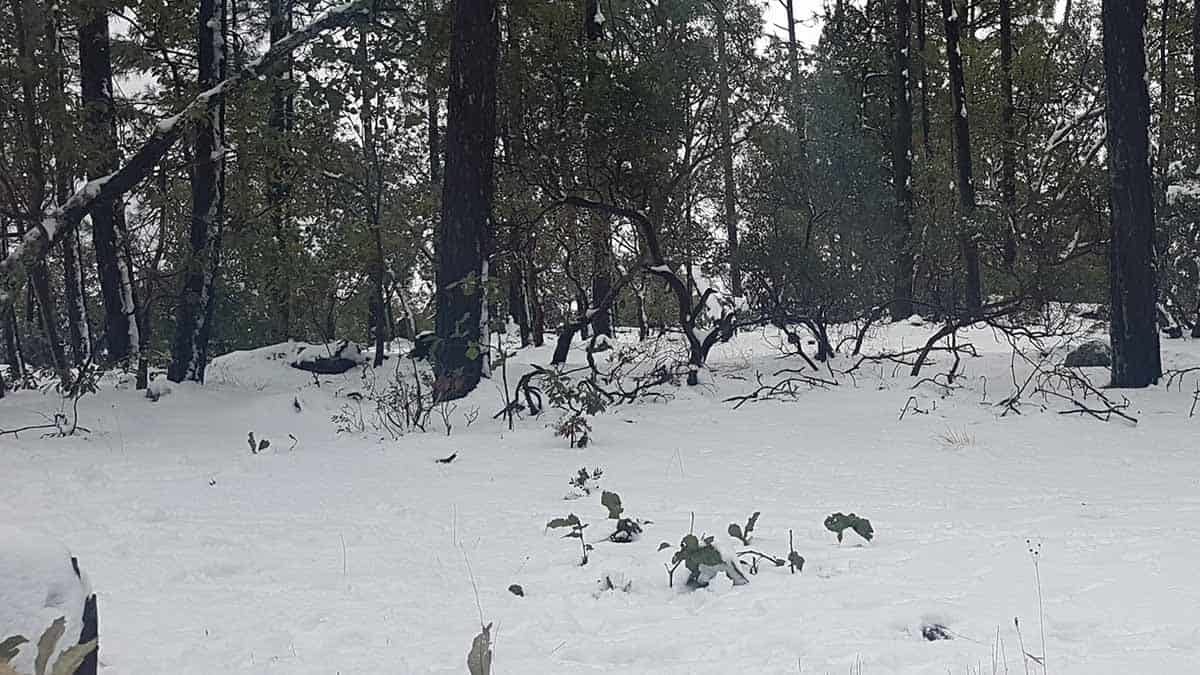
[0,0,1183,397]
[3,1,1200,674]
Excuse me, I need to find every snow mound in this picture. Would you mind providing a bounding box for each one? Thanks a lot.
[0,527,90,672]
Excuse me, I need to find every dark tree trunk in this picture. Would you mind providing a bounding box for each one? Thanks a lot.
[506,226,531,346]
[13,0,69,385]
[46,9,91,366]
[1194,0,1200,157]
[526,257,545,346]
[426,0,442,186]
[0,230,24,383]
[891,0,916,320]
[584,0,614,336]
[266,0,294,342]
[169,0,225,383]
[357,30,388,367]
[78,0,139,366]
[917,0,933,156]
[784,0,813,228]
[999,0,1018,268]
[942,0,983,314]
[715,2,741,298]
[1103,0,1162,387]
[433,0,499,399]
[1160,0,1174,192]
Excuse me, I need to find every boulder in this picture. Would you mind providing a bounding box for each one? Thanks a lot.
[1064,340,1112,368]
[289,340,367,374]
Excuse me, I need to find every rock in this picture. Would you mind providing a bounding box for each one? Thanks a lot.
[1164,324,1184,339]
[1064,340,1112,368]
[922,623,952,641]
[289,340,367,374]
[1078,304,1110,321]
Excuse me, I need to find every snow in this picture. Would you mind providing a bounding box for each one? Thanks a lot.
[4,324,1200,672]
[0,527,91,674]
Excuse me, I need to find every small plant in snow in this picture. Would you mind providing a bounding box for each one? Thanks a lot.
[824,512,874,543]
[595,572,632,594]
[546,513,592,565]
[727,511,761,545]
[466,622,493,675]
[565,467,603,499]
[247,432,270,454]
[542,368,607,447]
[1,618,97,675]
[668,533,749,588]
[600,491,649,543]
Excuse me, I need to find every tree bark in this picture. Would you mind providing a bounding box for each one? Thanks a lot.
[357,29,389,367]
[1193,0,1200,157]
[168,0,226,383]
[584,0,614,336]
[77,0,139,366]
[12,0,69,384]
[891,0,916,319]
[917,0,933,156]
[433,0,499,399]
[715,2,741,298]
[942,0,983,314]
[266,0,295,343]
[1160,0,1174,191]
[999,0,1018,268]
[45,8,91,366]
[1103,0,1162,387]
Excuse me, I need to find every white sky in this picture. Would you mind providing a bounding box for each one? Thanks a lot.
[763,0,830,47]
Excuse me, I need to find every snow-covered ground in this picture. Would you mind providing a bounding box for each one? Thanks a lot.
[3,321,1200,674]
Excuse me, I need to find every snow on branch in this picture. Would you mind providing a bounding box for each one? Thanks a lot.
[0,0,373,307]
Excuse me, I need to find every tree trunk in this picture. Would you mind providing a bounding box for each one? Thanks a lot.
[999,0,1018,268]
[358,30,388,368]
[433,0,499,399]
[584,0,614,336]
[917,0,933,156]
[77,0,139,366]
[1193,0,1200,157]
[45,9,91,366]
[526,255,545,346]
[942,0,983,314]
[715,2,741,298]
[13,0,69,384]
[169,0,225,383]
[1160,0,1174,192]
[784,0,814,233]
[891,0,916,320]
[266,0,294,343]
[0,229,25,384]
[1103,0,1162,387]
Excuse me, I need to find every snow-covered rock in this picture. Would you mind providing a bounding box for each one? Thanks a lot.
[145,378,173,402]
[1064,340,1112,368]
[0,527,97,675]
